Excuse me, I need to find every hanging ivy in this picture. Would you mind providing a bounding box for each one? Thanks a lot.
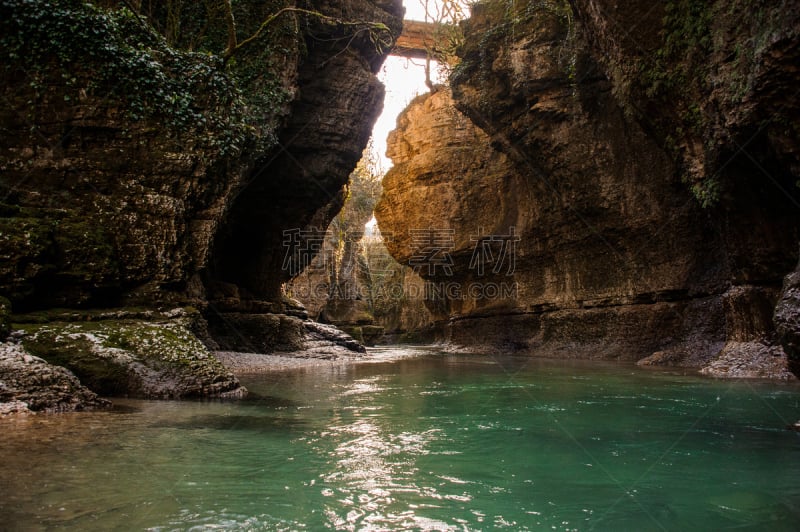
[0,0,288,158]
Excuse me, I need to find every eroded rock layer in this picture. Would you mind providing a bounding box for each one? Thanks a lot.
[376,0,800,376]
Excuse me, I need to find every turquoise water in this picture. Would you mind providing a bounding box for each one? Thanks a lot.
[1,350,799,531]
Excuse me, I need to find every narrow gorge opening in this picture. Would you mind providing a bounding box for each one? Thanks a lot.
[282,7,450,344]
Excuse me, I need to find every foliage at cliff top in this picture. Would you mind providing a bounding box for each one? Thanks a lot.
[450,0,573,92]
[621,0,798,206]
[1,0,295,158]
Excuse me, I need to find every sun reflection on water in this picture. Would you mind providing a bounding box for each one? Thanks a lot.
[318,377,462,530]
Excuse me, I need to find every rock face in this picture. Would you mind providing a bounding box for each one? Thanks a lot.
[376,0,800,376]
[285,152,435,345]
[0,0,403,406]
[0,0,403,313]
[569,0,800,196]
[775,252,800,375]
[287,227,436,344]
[376,89,528,323]
[0,342,109,414]
[367,249,436,343]
[284,158,383,342]
[208,0,402,305]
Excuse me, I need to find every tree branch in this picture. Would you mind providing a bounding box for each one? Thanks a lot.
[222,0,238,58]
[223,6,392,62]
[119,0,151,32]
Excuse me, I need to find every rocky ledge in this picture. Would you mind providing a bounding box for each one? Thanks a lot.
[696,342,795,380]
[0,342,109,415]
[0,304,378,413]
[207,311,367,358]
[0,308,247,414]
[775,252,800,375]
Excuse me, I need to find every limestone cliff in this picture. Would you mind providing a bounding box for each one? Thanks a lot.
[776,251,800,375]
[0,0,402,311]
[376,0,800,377]
[0,0,403,408]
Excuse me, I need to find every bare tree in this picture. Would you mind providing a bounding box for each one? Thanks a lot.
[417,0,470,89]
[119,1,394,62]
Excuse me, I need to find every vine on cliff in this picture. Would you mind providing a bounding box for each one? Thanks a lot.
[1,0,257,157]
[633,0,796,206]
[1,0,395,159]
[450,0,575,115]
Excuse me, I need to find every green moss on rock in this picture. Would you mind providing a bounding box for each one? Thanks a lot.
[16,317,246,399]
[0,342,110,413]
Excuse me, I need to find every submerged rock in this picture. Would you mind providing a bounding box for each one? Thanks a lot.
[0,342,109,414]
[15,316,246,399]
[707,491,798,526]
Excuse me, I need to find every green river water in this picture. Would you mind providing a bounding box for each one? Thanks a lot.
[1,349,799,531]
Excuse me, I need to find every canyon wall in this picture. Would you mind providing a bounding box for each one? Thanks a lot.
[376,0,800,377]
[0,0,403,410]
[0,0,402,312]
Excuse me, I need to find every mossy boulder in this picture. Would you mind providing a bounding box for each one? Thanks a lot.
[361,325,385,346]
[338,325,384,346]
[16,317,246,399]
[0,342,110,414]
